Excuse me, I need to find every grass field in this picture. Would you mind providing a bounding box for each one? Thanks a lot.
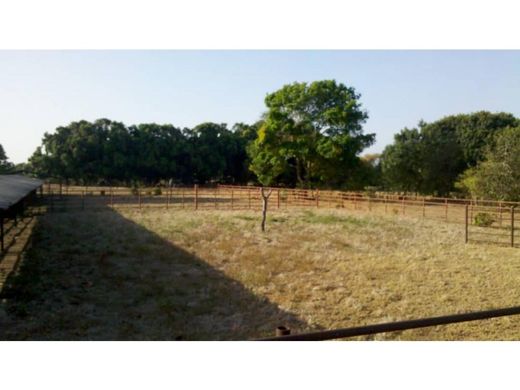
[1,205,520,340]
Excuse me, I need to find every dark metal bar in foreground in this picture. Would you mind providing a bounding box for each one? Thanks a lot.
[258,305,520,341]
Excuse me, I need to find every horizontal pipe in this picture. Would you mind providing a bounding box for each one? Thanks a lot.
[257,305,520,341]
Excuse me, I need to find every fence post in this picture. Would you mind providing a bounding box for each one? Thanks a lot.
[194,184,198,210]
[465,204,469,243]
[275,326,291,337]
[231,189,234,210]
[511,207,515,248]
[248,188,251,209]
[110,187,114,207]
[277,189,280,209]
[138,189,142,209]
[215,187,218,209]
[422,198,426,218]
[499,202,503,227]
[384,195,387,213]
[316,189,320,208]
[401,197,405,215]
[166,187,170,209]
[445,198,448,221]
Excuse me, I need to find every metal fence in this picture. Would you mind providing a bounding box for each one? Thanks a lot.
[41,183,520,248]
[258,305,520,341]
[464,204,518,247]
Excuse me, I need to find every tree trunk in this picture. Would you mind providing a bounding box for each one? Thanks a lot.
[260,187,273,232]
[295,159,304,188]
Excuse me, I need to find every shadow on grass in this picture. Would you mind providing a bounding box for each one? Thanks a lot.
[0,205,315,340]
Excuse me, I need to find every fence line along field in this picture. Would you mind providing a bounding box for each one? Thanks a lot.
[43,183,520,248]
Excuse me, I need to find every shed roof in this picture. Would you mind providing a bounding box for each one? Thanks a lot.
[0,175,43,211]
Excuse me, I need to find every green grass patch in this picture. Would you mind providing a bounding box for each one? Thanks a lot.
[299,210,368,226]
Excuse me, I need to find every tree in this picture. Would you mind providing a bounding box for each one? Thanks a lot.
[129,123,188,184]
[381,128,424,192]
[0,144,14,173]
[185,123,234,184]
[457,127,520,201]
[455,111,518,166]
[419,120,466,195]
[229,122,262,184]
[248,80,375,187]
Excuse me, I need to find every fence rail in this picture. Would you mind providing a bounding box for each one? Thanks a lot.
[40,183,520,247]
[258,305,520,341]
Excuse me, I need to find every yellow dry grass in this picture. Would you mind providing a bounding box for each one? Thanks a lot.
[2,206,520,340]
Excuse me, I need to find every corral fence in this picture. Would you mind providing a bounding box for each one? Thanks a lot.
[40,183,520,247]
[464,204,518,248]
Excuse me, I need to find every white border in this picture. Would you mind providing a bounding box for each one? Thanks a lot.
[1,1,519,388]
[0,341,518,389]
[0,0,519,49]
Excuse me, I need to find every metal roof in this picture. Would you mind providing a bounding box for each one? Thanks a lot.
[0,175,43,211]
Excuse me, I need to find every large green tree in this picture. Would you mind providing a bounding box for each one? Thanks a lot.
[248,80,375,187]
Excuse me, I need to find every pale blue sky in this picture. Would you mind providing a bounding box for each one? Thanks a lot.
[1,50,520,163]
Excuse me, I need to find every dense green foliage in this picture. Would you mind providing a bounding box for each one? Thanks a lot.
[473,212,496,227]
[381,112,519,195]
[248,80,375,187]
[456,127,520,201]
[28,80,377,188]
[28,119,254,185]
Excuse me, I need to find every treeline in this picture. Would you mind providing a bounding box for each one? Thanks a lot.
[10,79,520,200]
[381,111,520,199]
[28,120,259,185]
[27,80,380,189]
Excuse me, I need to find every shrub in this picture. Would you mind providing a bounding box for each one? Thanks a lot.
[474,212,495,227]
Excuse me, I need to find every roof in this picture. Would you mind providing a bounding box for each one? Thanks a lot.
[0,175,43,211]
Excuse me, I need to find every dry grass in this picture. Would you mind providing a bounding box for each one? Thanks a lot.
[2,206,520,340]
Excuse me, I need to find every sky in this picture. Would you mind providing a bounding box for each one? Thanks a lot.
[1,50,520,164]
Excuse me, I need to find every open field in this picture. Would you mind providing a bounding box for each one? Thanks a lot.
[1,206,520,340]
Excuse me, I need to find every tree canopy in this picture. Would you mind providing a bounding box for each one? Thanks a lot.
[28,119,251,185]
[456,126,520,201]
[248,80,375,187]
[381,112,519,195]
